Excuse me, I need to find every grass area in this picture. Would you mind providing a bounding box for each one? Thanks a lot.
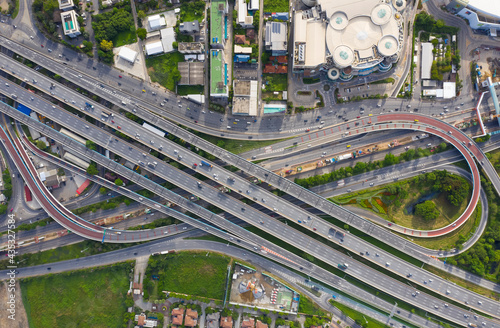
[194,130,289,155]
[371,77,395,85]
[146,52,185,91]
[21,262,133,328]
[402,202,481,250]
[144,251,230,300]
[11,0,20,19]
[113,29,137,47]
[298,294,326,316]
[0,240,140,270]
[302,78,320,84]
[263,74,288,92]
[329,300,391,328]
[263,0,289,12]
[179,0,206,22]
[332,172,471,230]
[177,85,204,95]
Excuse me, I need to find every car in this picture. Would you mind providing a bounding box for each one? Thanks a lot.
[119,75,122,78]
[388,223,392,226]
[369,183,374,186]
[10,208,13,212]
[346,145,351,148]
[41,44,44,48]
[47,267,51,270]
[313,227,317,231]
[305,129,310,132]
[117,126,121,129]
[356,116,360,118]
[414,119,419,122]
[195,120,198,123]
[193,163,198,167]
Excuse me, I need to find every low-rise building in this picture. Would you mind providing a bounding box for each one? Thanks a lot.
[220,316,233,328]
[171,308,185,327]
[178,42,205,54]
[60,10,81,38]
[210,0,228,49]
[145,41,164,56]
[241,318,255,328]
[256,321,268,328]
[148,14,166,31]
[210,49,229,98]
[179,20,200,34]
[118,47,138,63]
[160,27,176,53]
[206,312,220,328]
[265,22,287,56]
[237,0,254,28]
[178,62,204,85]
[421,42,434,80]
[185,308,198,327]
[58,0,74,11]
[134,312,158,327]
[233,80,258,116]
[234,45,252,54]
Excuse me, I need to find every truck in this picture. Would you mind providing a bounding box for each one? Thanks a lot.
[337,179,345,187]
[200,160,213,168]
[338,153,353,161]
[338,263,348,270]
[85,102,94,109]
[144,208,152,214]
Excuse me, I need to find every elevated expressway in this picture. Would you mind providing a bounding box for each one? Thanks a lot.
[2,86,500,325]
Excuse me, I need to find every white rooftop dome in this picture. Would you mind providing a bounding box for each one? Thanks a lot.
[370,4,392,25]
[333,45,354,67]
[392,0,406,11]
[327,67,340,80]
[330,12,349,30]
[377,35,399,56]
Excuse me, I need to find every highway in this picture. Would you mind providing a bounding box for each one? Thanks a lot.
[2,90,500,325]
[0,36,485,140]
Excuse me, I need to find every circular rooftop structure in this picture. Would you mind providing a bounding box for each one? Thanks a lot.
[330,12,349,30]
[377,35,399,56]
[370,4,392,25]
[332,45,355,67]
[327,67,340,80]
[392,0,406,11]
[302,0,318,7]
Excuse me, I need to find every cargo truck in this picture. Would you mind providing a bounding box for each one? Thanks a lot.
[200,160,213,168]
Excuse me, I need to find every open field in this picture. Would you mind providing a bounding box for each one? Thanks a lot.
[263,0,288,12]
[20,262,133,328]
[144,251,231,300]
[146,52,185,91]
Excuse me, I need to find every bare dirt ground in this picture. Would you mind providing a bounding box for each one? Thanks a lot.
[0,0,9,12]
[0,280,29,328]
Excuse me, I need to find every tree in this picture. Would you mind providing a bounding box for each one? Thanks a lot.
[82,40,93,52]
[415,200,440,220]
[86,163,99,175]
[0,204,7,214]
[99,187,107,195]
[172,41,178,49]
[137,28,147,40]
[35,140,47,150]
[100,39,113,51]
[86,140,97,150]
[171,67,181,84]
[137,10,146,20]
[115,178,124,186]
[253,10,260,30]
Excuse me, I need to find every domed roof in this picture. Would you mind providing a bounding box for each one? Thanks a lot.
[330,11,349,30]
[327,67,340,80]
[370,4,392,25]
[302,0,318,7]
[392,0,406,11]
[377,35,399,56]
[332,45,354,67]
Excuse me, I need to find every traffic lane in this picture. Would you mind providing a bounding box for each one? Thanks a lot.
[28,101,500,322]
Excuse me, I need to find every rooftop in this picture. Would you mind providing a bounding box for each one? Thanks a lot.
[210,50,228,96]
[468,0,500,19]
[180,20,200,34]
[241,318,255,328]
[178,42,205,53]
[210,0,225,44]
[220,316,233,328]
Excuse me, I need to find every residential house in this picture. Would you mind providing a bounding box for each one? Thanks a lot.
[206,312,220,328]
[241,318,255,328]
[172,308,185,326]
[256,321,268,328]
[58,0,74,11]
[179,20,200,34]
[246,29,256,41]
[234,35,247,45]
[220,316,233,328]
[185,308,199,327]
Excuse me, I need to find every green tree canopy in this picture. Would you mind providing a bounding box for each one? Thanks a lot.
[86,163,99,175]
[137,28,147,40]
[115,178,124,186]
[415,200,439,220]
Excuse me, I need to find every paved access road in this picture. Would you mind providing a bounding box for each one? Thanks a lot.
[4,86,500,325]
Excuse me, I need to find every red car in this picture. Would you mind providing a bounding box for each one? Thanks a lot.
[388,223,392,226]
[194,120,198,123]
[118,75,122,78]
[193,163,198,167]
[41,44,44,48]
[111,120,114,123]
[305,129,310,132]
[117,126,121,129]
[356,116,360,118]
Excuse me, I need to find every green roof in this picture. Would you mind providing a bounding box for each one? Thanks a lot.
[210,0,224,44]
[210,50,227,96]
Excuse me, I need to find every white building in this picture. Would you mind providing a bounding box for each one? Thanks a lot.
[420,42,433,80]
[237,0,254,28]
[160,27,176,53]
[118,47,138,63]
[60,10,81,38]
[145,41,164,56]
[148,14,166,31]
[265,22,287,56]
[232,80,258,116]
[58,0,74,11]
[234,45,253,54]
[447,0,500,34]
[293,0,404,79]
[248,0,259,11]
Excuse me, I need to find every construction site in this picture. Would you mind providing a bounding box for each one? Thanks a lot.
[228,263,299,313]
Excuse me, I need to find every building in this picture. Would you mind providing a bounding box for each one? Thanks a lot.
[63,152,90,169]
[60,10,81,38]
[235,35,247,45]
[446,0,500,34]
[293,0,404,79]
[234,45,252,54]
[145,41,164,56]
[38,168,62,188]
[58,0,74,11]
[265,22,287,56]
[178,62,204,85]
[160,27,176,53]
[233,80,258,116]
[234,54,250,63]
[134,312,158,327]
[171,308,185,327]
[271,12,289,21]
[179,20,200,34]
[421,42,434,80]
[206,313,220,328]
[178,42,205,54]
[442,82,456,98]
[237,0,254,28]
[220,316,233,328]
[148,14,166,31]
[210,49,229,98]
[248,0,259,11]
[256,321,268,328]
[241,318,255,328]
[211,0,228,49]
[184,309,198,327]
[118,47,138,63]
